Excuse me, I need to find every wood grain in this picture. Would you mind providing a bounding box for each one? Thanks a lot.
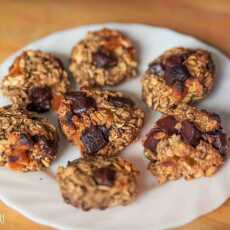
[0,1,230,229]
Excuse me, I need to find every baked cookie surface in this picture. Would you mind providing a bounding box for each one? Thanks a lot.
[0,105,58,171]
[56,156,139,211]
[1,50,70,113]
[69,28,138,87]
[142,47,215,113]
[56,88,144,157]
[143,106,227,184]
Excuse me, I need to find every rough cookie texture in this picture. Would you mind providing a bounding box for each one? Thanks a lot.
[56,88,144,157]
[56,156,139,210]
[69,28,138,87]
[0,105,58,171]
[142,47,215,113]
[143,108,227,184]
[1,50,70,113]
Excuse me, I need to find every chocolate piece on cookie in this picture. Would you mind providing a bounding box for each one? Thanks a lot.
[69,28,138,87]
[0,105,58,171]
[1,50,70,113]
[56,156,139,210]
[143,106,227,183]
[142,47,215,113]
[56,88,144,157]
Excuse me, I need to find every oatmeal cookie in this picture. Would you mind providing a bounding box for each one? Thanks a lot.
[143,108,227,183]
[1,50,70,113]
[69,28,138,87]
[142,47,215,113]
[56,88,144,157]
[0,105,58,171]
[56,156,139,210]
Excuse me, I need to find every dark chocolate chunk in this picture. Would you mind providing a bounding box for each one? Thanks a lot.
[108,96,134,108]
[93,166,116,186]
[203,130,227,156]
[81,125,109,154]
[144,128,163,152]
[181,120,201,147]
[65,92,96,116]
[164,65,189,86]
[165,55,184,67]
[148,63,164,76]
[92,49,117,68]
[156,116,177,135]
[27,86,52,113]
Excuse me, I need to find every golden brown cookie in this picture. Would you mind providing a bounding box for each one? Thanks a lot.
[1,50,70,113]
[143,107,227,184]
[69,28,138,87]
[56,156,139,211]
[142,47,215,113]
[0,105,58,172]
[56,88,144,157]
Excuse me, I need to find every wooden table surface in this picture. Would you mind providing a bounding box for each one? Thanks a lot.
[0,1,230,229]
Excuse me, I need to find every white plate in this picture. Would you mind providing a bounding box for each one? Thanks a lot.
[0,23,230,230]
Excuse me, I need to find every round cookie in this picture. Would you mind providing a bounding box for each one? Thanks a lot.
[1,50,70,113]
[0,105,58,171]
[142,47,215,113]
[56,88,144,157]
[69,28,138,87]
[56,156,139,211]
[143,107,227,184]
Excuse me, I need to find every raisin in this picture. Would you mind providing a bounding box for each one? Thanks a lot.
[27,86,52,113]
[65,92,96,116]
[164,65,189,86]
[93,166,116,186]
[156,116,177,135]
[92,49,117,68]
[181,120,201,147]
[165,55,184,67]
[81,125,109,154]
[148,63,164,76]
[108,96,134,108]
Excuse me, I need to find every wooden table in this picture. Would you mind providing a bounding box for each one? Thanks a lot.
[0,1,230,229]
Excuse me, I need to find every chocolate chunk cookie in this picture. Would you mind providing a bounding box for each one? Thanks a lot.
[56,88,144,157]
[143,106,227,184]
[56,156,139,210]
[0,105,58,171]
[69,28,138,87]
[142,47,215,113]
[1,50,70,113]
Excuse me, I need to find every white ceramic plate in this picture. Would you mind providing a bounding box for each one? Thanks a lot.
[0,23,230,230]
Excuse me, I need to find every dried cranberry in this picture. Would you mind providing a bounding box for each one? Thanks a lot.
[164,65,189,86]
[65,92,96,116]
[156,116,177,135]
[148,63,164,76]
[27,86,52,113]
[92,49,117,68]
[181,120,201,147]
[93,166,116,186]
[81,125,109,154]
[108,96,134,108]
